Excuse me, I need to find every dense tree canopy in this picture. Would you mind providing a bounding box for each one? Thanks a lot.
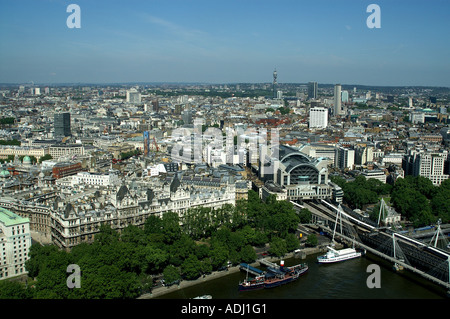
[332,174,448,228]
[390,176,447,227]
[4,190,305,299]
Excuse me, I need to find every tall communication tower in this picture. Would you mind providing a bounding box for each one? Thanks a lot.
[272,69,277,98]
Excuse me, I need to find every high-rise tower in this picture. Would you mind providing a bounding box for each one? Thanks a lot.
[273,69,277,99]
[54,112,71,138]
[334,84,342,116]
[308,81,318,100]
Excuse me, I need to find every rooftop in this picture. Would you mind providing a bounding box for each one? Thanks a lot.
[0,207,29,227]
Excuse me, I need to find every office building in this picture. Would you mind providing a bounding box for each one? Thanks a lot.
[341,90,349,103]
[403,150,449,186]
[308,82,318,100]
[182,108,193,125]
[440,126,450,146]
[335,146,355,170]
[52,162,83,179]
[410,112,425,124]
[126,88,141,104]
[355,145,374,165]
[0,207,32,280]
[272,69,278,99]
[334,84,342,116]
[361,169,387,183]
[71,172,120,187]
[49,144,84,159]
[152,99,159,113]
[309,107,328,128]
[54,112,71,138]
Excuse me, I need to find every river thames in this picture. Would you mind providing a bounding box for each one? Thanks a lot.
[155,252,448,299]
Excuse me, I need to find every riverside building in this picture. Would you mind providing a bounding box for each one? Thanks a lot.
[0,207,31,280]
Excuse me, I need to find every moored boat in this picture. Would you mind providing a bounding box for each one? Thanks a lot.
[317,246,363,263]
[238,275,265,291]
[239,261,308,291]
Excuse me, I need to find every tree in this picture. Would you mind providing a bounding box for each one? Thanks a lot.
[393,188,427,217]
[161,211,182,244]
[163,265,181,285]
[285,233,300,252]
[431,180,450,223]
[144,215,163,235]
[298,208,312,224]
[76,264,140,299]
[269,237,287,257]
[239,245,257,264]
[38,154,53,163]
[121,224,148,246]
[306,234,318,247]
[330,175,347,188]
[265,195,299,237]
[246,190,266,229]
[209,243,229,270]
[343,179,378,209]
[412,176,437,199]
[141,245,169,274]
[0,280,30,299]
[194,244,211,260]
[240,225,256,245]
[0,139,20,146]
[181,255,202,280]
[0,117,15,125]
[94,224,120,245]
[29,246,73,299]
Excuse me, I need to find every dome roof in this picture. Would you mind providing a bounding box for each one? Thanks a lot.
[0,169,10,177]
[23,156,31,163]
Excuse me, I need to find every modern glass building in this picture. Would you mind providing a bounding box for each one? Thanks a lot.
[54,112,71,138]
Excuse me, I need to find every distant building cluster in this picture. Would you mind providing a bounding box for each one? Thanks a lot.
[0,79,449,271]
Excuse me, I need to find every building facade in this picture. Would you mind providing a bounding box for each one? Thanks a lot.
[0,146,48,161]
[260,145,333,202]
[72,172,120,187]
[403,150,449,185]
[0,207,32,280]
[54,112,71,138]
[49,144,85,159]
[335,146,355,170]
[52,162,83,179]
[51,178,236,250]
[307,81,318,100]
[309,107,328,129]
[334,84,342,116]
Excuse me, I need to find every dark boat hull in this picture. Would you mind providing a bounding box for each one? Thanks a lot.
[238,282,265,291]
[239,264,308,291]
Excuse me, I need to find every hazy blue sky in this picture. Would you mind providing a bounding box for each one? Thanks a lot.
[1,0,449,86]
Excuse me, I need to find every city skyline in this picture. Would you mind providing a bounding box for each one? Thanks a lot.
[1,0,449,87]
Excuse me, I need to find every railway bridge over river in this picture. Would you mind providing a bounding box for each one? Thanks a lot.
[291,199,450,294]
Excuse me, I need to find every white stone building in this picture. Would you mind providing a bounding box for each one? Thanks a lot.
[0,207,32,280]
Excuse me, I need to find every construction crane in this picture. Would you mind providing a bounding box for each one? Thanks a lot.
[153,137,159,152]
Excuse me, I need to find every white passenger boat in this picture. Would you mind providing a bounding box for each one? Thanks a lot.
[317,203,364,264]
[317,246,362,263]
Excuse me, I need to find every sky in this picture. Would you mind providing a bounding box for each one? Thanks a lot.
[0,0,449,87]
